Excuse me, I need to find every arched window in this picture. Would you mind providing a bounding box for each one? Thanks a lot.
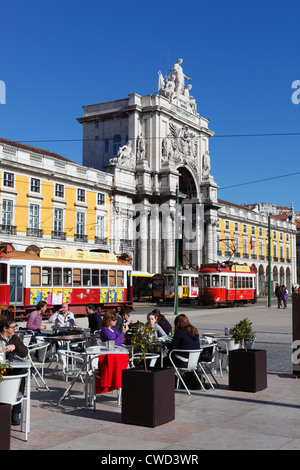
[113,135,122,156]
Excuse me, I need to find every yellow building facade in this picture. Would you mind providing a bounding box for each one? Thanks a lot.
[0,138,112,253]
[217,200,296,294]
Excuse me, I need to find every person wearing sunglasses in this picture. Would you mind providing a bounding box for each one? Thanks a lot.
[0,316,28,425]
[100,311,128,347]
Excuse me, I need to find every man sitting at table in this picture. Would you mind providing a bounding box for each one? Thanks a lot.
[0,316,28,425]
[87,304,103,332]
[100,311,128,347]
[54,302,76,328]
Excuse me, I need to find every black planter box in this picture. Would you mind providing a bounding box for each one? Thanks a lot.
[229,349,267,392]
[122,367,175,427]
[0,403,11,450]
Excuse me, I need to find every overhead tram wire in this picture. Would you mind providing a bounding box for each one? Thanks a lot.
[219,171,300,191]
[8,132,300,191]
[13,131,300,144]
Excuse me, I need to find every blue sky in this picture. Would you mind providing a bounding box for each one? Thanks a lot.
[1,0,300,210]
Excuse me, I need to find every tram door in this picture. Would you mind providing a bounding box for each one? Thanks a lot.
[9,266,24,305]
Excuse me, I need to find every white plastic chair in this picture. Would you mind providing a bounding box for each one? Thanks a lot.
[169,349,205,394]
[28,342,50,390]
[218,338,240,377]
[0,373,30,441]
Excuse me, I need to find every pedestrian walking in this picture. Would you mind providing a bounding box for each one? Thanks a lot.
[275,284,282,308]
[281,285,288,309]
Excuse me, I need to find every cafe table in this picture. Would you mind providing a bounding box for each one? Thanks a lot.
[202,333,238,377]
[58,346,129,406]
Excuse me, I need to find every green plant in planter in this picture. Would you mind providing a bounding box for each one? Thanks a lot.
[229,318,256,352]
[130,323,160,371]
[0,361,11,384]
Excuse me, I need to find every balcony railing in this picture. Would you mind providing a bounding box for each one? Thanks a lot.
[0,224,16,235]
[74,233,87,242]
[120,239,133,248]
[52,230,66,240]
[94,236,108,245]
[26,228,43,237]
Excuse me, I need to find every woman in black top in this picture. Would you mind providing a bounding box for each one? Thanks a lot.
[165,314,200,367]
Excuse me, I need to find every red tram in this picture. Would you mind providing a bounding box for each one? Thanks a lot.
[198,262,257,306]
[0,245,132,319]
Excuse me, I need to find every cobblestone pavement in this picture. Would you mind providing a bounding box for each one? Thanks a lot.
[256,342,292,373]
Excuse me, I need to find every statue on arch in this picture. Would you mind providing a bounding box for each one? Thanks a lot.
[202,150,211,177]
[136,133,146,161]
[170,58,191,95]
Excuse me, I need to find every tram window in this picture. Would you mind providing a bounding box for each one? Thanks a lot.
[245,277,249,288]
[166,276,175,287]
[212,275,219,287]
[230,276,233,288]
[63,268,72,286]
[242,277,245,288]
[117,270,124,287]
[221,276,226,287]
[238,277,241,288]
[42,267,52,286]
[0,264,7,284]
[177,276,181,286]
[249,278,253,288]
[92,269,100,286]
[100,270,108,286]
[83,269,91,286]
[234,277,237,288]
[73,268,81,286]
[109,270,116,286]
[31,266,41,286]
[199,276,203,288]
[203,275,210,287]
[182,277,187,286]
[53,268,62,286]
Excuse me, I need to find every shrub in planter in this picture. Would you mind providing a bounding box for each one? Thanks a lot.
[122,323,175,427]
[228,318,267,392]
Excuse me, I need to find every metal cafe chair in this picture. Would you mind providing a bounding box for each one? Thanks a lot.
[28,342,50,391]
[169,349,205,394]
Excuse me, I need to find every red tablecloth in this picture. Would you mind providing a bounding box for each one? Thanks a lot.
[95,353,129,394]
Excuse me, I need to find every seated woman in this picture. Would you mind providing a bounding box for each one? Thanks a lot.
[151,309,172,336]
[100,311,128,347]
[164,314,200,367]
[147,313,169,341]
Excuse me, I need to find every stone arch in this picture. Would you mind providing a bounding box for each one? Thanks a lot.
[273,265,278,285]
[25,244,41,254]
[258,264,265,296]
[177,166,199,267]
[178,166,198,200]
[280,266,285,286]
[286,267,291,292]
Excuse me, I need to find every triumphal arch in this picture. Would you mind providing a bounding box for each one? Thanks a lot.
[78,59,220,272]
